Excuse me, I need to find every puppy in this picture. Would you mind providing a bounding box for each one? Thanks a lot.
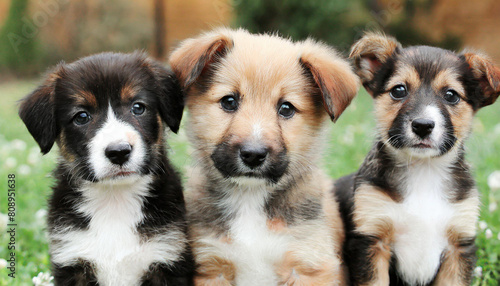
[335,33,500,286]
[19,52,194,285]
[169,28,359,285]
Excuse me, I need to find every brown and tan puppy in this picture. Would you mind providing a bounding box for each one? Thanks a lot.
[169,28,359,285]
[335,33,500,286]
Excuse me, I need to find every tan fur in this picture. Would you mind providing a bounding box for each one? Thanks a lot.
[361,241,391,286]
[267,217,287,233]
[463,51,500,107]
[120,83,139,101]
[353,185,396,239]
[431,195,480,286]
[447,99,474,141]
[432,69,465,97]
[374,94,402,142]
[431,69,475,143]
[433,248,468,286]
[69,89,98,107]
[58,131,76,163]
[387,62,421,90]
[169,30,233,89]
[349,32,401,84]
[447,194,480,243]
[171,28,357,285]
[277,251,339,286]
[300,40,360,121]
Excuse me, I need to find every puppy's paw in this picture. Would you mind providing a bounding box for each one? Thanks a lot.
[277,252,342,286]
[194,275,233,286]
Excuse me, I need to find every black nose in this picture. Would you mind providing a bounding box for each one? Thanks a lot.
[412,118,435,139]
[105,142,132,166]
[239,144,269,168]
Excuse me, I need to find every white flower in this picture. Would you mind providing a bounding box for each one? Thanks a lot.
[35,209,47,224]
[11,139,27,151]
[28,152,41,165]
[32,272,54,286]
[494,123,500,136]
[489,201,498,212]
[0,258,7,269]
[18,164,31,175]
[497,232,500,240]
[473,266,483,277]
[478,221,488,230]
[30,146,41,154]
[488,171,500,191]
[5,157,17,169]
[485,229,493,239]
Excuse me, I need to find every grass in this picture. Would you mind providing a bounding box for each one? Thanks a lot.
[0,80,499,285]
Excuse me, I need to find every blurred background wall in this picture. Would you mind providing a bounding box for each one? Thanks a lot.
[0,0,499,78]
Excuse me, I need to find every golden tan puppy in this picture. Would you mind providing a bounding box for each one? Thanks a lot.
[169,28,359,286]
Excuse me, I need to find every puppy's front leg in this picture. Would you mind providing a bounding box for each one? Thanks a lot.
[52,262,98,286]
[141,260,195,286]
[277,251,344,286]
[347,233,391,286]
[433,238,476,286]
[193,252,235,286]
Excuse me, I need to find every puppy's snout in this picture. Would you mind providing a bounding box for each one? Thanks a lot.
[239,144,269,169]
[105,142,132,166]
[412,118,435,139]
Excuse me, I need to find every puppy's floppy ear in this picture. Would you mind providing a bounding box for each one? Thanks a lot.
[349,32,401,94]
[300,40,360,122]
[169,28,233,88]
[19,66,62,154]
[147,59,184,133]
[463,51,500,108]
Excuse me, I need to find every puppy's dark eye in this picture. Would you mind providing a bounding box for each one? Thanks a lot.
[74,112,91,125]
[220,95,239,112]
[444,90,460,104]
[278,102,296,119]
[390,85,407,100]
[131,103,146,115]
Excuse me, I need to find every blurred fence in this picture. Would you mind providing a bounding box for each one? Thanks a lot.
[0,0,499,78]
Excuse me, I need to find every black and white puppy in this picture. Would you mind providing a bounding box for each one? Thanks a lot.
[19,52,194,285]
[335,33,500,286]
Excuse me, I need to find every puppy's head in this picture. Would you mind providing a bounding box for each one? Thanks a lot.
[350,33,500,158]
[19,52,183,182]
[170,28,359,185]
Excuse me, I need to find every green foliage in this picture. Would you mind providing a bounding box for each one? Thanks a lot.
[233,0,461,52]
[233,0,366,50]
[0,0,43,76]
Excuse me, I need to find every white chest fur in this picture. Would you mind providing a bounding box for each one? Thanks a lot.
[392,160,455,285]
[50,176,184,286]
[217,182,290,286]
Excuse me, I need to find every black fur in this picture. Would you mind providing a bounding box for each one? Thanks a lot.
[19,52,193,285]
[211,142,289,184]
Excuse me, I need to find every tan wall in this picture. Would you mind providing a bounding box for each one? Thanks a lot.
[415,0,500,62]
[1,0,499,63]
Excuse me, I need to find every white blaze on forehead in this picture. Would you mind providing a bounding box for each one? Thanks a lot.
[89,105,146,180]
[252,123,263,141]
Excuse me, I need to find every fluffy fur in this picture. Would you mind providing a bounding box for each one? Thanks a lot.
[335,33,500,286]
[19,52,194,286]
[169,28,359,285]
